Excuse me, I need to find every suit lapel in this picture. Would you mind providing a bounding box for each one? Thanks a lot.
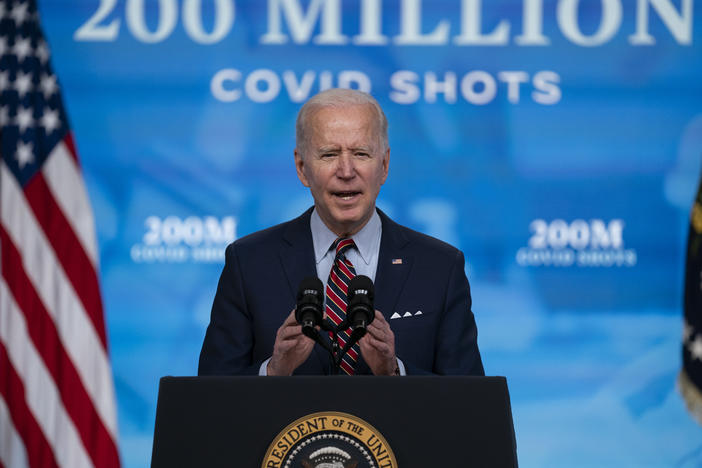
[278,207,333,373]
[279,208,317,299]
[374,210,413,320]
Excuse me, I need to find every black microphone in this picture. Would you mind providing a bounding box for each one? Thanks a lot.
[346,275,375,335]
[336,275,375,364]
[295,276,324,338]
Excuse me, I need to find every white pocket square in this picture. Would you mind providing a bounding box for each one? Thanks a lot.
[390,310,423,319]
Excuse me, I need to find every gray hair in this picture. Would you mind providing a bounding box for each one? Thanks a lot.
[295,88,388,157]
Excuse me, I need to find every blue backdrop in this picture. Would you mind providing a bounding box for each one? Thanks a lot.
[37,0,702,466]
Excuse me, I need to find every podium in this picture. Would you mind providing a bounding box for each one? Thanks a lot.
[151,376,518,467]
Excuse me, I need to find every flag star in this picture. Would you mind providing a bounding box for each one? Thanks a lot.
[15,106,34,133]
[13,71,33,97]
[35,40,49,63]
[40,73,57,98]
[16,141,34,169]
[683,322,693,343]
[0,106,9,126]
[12,37,32,63]
[40,108,59,133]
[10,2,29,26]
[690,335,702,361]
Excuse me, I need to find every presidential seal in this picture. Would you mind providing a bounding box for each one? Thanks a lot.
[261,411,397,468]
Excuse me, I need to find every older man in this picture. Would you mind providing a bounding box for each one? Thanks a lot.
[198,89,483,376]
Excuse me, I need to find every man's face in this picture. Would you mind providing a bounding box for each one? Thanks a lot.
[295,104,390,237]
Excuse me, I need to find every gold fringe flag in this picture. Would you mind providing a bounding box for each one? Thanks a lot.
[680,171,702,426]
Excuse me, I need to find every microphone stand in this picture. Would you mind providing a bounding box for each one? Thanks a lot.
[309,319,367,375]
[331,332,340,375]
[302,317,347,375]
[332,322,366,374]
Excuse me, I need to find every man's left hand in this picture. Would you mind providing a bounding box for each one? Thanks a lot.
[359,310,398,376]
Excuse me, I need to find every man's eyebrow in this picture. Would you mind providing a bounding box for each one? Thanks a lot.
[316,145,341,153]
[314,145,373,153]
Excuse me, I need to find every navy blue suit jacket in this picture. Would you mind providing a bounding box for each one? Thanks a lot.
[198,208,484,376]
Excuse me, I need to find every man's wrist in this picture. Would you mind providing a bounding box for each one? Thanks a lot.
[386,357,401,376]
[267,358,291,376]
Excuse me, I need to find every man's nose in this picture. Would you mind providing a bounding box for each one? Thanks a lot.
[336,153,355,178]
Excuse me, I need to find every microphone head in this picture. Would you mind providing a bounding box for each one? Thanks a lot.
[296,276,324,326]
[348,275,374,303]
[347,275,374,327]
[297,276,324,302]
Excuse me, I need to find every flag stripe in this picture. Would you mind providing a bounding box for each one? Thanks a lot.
[41,139,99,266]
[0,377,32,468]
[1,227,120,467]
[62,132,80,165]
[24,166,106,347]
[1,163,118,438]
[0,280,92,468]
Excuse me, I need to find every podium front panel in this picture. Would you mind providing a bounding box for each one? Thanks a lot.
[151,376,517,467]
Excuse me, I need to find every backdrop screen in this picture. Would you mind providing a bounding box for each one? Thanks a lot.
[35,0,702,466]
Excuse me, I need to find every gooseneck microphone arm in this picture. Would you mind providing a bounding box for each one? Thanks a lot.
[295,275,376,374]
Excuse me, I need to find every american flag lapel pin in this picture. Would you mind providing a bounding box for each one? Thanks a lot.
[392,258,403,265]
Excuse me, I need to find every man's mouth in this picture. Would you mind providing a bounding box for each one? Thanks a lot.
[332,191,361,201]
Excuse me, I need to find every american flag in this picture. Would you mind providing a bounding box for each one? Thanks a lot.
[0,0,121,467]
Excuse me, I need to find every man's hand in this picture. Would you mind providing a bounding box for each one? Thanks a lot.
[359,310,398,376]
[267,310,316,376]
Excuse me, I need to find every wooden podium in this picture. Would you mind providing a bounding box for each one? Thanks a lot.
[151,376,518,467]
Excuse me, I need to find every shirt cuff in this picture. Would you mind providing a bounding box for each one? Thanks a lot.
[259,358,271,376]
[396,357,406,376]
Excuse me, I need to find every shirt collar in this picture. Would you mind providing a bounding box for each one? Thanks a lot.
[310,207,381,266]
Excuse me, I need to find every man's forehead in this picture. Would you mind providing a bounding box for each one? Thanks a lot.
[309,103,377,122]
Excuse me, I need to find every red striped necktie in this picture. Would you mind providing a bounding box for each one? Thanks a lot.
[325,238,360,375]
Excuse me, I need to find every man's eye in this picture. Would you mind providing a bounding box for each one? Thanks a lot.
[356,152,370,158]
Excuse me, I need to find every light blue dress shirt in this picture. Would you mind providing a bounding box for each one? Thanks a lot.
[260,208,405,375]
[310,207,381,285]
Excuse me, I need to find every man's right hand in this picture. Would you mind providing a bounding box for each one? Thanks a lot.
[267,309,316,376]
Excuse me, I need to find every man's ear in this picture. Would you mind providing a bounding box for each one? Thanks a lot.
[294,149,310,187]
[381,147,390,185]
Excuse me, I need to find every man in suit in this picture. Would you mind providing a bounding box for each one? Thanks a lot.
[198,89,483,376]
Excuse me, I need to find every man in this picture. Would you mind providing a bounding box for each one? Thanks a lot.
[198,89,483,376]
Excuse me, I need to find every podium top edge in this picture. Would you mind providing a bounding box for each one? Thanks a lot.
[159,375,508,383]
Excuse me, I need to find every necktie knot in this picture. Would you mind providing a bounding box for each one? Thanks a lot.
[333,237,355,257]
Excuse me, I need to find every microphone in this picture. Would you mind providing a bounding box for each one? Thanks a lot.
[295,276,324,339]
[346,275,375,335]
[336,275,375,365]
